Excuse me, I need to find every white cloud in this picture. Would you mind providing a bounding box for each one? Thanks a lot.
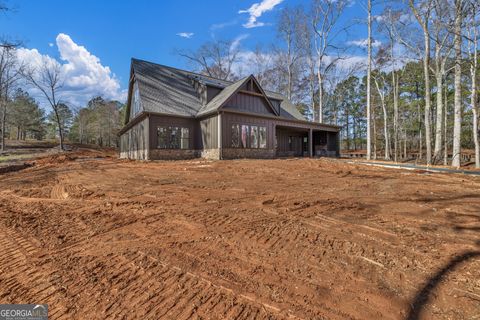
[17,33,126,108]
[176,32,194,39]
[239,0,283,28]
[230,34,249,51]
[210,20,237,31]
[347,39,382,48]
[48,43,54,47]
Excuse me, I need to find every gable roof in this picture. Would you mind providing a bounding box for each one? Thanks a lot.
[197,76,249,117]
[197,75,280,117]
[129,58,305,121]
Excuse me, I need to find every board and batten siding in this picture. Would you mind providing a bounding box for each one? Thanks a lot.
[199,115,218,149]
[149,115,200,150]
[224,92,275,116]
[120,116,149,160]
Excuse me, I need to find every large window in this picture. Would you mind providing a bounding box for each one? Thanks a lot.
[259,127,267,148]
[250,126,258,148]
[241,125,249,148]
[232,124,267,149]
[157,126,190,149]
[231,124,240,148]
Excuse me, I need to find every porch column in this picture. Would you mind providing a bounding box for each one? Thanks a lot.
[309,129,313,157]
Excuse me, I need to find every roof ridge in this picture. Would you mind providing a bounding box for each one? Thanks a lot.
[131,57,284,99]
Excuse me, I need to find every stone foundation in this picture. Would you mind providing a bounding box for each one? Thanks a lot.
[149,149,200,160]
[201,149,220,160]
[221,148,275,159]
[119,149,149,160]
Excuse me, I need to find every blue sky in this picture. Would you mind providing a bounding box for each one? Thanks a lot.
[1,0,372,106]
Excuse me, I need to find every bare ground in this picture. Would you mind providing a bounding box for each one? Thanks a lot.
[0,150,479,319]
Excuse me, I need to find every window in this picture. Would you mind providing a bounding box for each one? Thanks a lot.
[241,125,249,148]
[157,127,168,148]
[233,124,267,148]
[250,126,258,148]
[259,127,267,148]
[157,126,190,149]
[181,128,189,149]
[231,124,240,148]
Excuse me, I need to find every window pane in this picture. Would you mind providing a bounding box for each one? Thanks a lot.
[181,127,189,149]
[157,127,168,148]
[231,124,240,148]
[241,125,249,148]
[250,126,258,148]
[259,127,267,148]
[170,127,180,149]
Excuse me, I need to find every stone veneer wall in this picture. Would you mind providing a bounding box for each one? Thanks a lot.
[221,148,275,159]
[149,149,200,160]
[200,149,220,160]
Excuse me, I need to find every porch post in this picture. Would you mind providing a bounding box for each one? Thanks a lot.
[309,128,313,157]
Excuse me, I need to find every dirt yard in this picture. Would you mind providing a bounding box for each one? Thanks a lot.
[0,151,479,319]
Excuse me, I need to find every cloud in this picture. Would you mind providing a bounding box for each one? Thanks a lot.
[48,43,54,47]
[239,0,283,28]
[176,32,194,39]
[210,20,237,31]
[230,34,249,51]
[17,33,126,108]
[347,39,382,48]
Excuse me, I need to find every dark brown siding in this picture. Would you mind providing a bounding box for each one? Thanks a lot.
[120,116,149,160]
[207,87,222,103]
[149,115,200,150]
[221,111,340,157]
[199,115,218,149]
[221,112,275,149]
[224,92,275,116]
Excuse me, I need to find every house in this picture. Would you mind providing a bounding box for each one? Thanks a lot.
[119,58,340,160]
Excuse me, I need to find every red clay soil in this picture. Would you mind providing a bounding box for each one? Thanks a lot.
[0,150,479,319]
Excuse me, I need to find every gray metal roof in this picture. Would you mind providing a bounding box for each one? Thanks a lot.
[131,58,305,120]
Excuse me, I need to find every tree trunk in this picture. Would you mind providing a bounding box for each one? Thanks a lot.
[471,21,479,168]
[393,72,399,162]
[452,0,462,168]
[433,65,444,163]
[444,81,448,166]
[53,106,65,151]
[0,101,5,152]
[317,65,323,123]
[366,0,372,160]
[423,31,432,165]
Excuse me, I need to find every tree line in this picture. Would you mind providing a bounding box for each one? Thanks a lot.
[0,4,125,151]
[180,0,480,168]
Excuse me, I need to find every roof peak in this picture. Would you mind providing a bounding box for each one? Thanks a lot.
[131,58,283,99]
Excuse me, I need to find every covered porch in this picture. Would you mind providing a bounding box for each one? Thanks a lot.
[275,125,338,158]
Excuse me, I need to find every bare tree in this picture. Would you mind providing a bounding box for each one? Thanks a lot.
[366,0,373,160]
[277,6,304,101]
[178,39,239,81]
[311,0,347,123]
[410,0,434,165]
[451,0,464,167]
[373,70,391,160]
[0,46,22,152]
[467,1,479,168]
[24,58,66,150]
[431,0,453,163]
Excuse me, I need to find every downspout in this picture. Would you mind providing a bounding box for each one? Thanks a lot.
[218,111,223,160]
